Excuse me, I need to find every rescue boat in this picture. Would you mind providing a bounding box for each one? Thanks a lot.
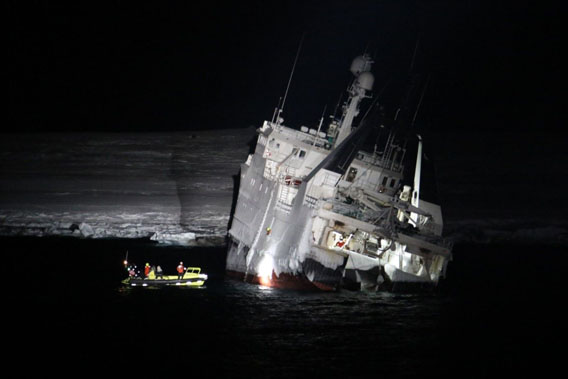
[122,267,208,287]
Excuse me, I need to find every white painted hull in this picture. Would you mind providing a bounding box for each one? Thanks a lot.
[227,158,347,290]
[227,127,451,291]
[226,54,452,292]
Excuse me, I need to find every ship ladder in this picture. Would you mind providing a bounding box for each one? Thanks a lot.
[279,184,291,205]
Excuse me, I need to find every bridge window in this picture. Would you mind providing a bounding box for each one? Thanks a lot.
[390,178,396,188]
[346,167,357,182]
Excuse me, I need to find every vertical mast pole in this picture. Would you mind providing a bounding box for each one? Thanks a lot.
[410,135,423,227]
[278,34,305,125]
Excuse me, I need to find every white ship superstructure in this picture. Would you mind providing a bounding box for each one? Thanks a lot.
[227,54,452,291]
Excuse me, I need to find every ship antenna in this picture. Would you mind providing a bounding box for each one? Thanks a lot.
[332,92,343,120]
[411,74,431,127]
[409,36,420,74]
[277,33,305,125]
[313,104,328,146]
[272,96,283,123]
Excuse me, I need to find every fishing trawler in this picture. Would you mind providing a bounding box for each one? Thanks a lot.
[226,53,452,291]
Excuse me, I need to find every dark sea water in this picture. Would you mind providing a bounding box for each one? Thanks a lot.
[6,236,562,377]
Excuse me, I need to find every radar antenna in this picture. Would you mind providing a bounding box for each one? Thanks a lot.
[277,33,305,125]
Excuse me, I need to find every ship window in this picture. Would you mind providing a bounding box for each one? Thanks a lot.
[382,176,388,186]
[299,150,306,158]
[346,167,357,182]
[390,178,396,187]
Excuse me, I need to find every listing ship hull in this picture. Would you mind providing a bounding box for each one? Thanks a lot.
[225,150,450,292]
[225,54,452,292]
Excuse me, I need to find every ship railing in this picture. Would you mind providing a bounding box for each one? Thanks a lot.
[304,195,318,208]
[366,158,403,173]
[324,199,392,225]
[275,202,292,214]
[278,183,294,204]
[263,166,275,180]
[261,168,302,186]
[323,173,339,187]
[271,122,331,149]
[351,151,404,174]
[324,199,364,220]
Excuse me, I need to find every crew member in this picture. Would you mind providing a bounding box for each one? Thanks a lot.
[144,263,151,278]
[177,261,185,280]
[156,265,164,279]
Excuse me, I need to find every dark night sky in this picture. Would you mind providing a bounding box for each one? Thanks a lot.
[4,1,561,133]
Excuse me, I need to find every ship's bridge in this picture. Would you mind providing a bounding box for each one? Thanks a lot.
[257,120,331,182]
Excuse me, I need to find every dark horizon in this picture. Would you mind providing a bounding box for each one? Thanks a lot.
[4,1,560,134]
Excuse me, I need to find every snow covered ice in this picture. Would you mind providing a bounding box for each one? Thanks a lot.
[0,129,253,245]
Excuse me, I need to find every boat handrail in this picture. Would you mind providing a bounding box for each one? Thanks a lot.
[184,267,201,274]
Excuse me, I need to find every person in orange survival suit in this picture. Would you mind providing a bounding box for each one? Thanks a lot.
[177,261,185,280]
[144,263,151,278]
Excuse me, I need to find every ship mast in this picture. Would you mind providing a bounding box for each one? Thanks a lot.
[276,34,305,126]
[410,134,422,227]
[333,54,374,146]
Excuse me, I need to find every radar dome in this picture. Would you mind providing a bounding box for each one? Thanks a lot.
[350,55,373,76]
[356,71,374,91]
